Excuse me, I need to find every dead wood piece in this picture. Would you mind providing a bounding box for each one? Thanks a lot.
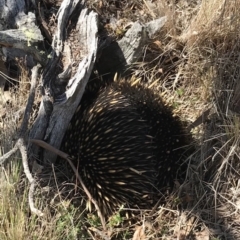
[54,0,82,53]
[29,5,98,164]
[145,16,167,38]
[119,17,167,65]
[118,21,147,65]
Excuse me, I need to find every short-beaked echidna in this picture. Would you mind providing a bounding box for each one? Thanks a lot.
[61,80,188,215]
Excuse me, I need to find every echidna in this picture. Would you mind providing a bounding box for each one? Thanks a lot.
[61,80,188,216]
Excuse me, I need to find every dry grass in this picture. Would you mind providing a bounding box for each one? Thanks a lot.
[1,0,240,239]
[143,0,240,239]
[0,66,85,239]
[0,163,84,240]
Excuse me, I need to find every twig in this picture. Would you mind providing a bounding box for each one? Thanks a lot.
[0,64,43,216]
[20,64,43,216]
[89,227,111,240]
[37,2,52,43]
[19,64,41,135]
[142,0,156,18]
[187,108,211,131]
[86,227,97,240]
[30,139,107,230]
[18,138,43,216]
[0,145,18,164]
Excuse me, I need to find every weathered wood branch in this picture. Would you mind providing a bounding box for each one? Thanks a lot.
[29,4,98,164]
